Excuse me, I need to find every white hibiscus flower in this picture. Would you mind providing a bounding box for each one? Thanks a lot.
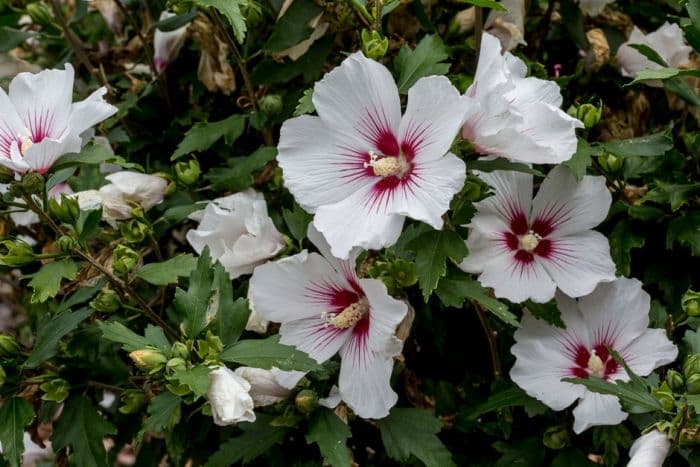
[459,166,616,303]
[0,64,116,174]
[154,11,189,74]
[277,52,467,259]
[510,278,678,434]
[249,225,408,419]
[207,366,256,426]
[628,430,671,467]
[462,32,582,164]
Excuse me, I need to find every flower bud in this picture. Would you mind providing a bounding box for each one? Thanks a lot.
[260,94,283,116]
[7,181,23,198]
[0,365,5,387]
[666,369,685,391]
[129,347,168,373]
[166,357,187,373]
[171,342,190,360]
[682,289,700,317]
[0,239,35,267]
[118,390,147,414]
[361,29,389,60]
[542,426,569,450]
[121,219,150,243]
[26,2,53,27]
[683,354,700,380]
[90,287,121,313]
[175,159,201,185]
[196,331,224,361]
[56,235,77,253]
[40,378,70,403]
[462,179,484,201]
[295,389,318,414]
[113,245,139,274]
[687,374,700,395]
[652,382,675,411]
[597,153,623,173]
[48,194,80,225]
[575,102,602,129]
[21,173,45,195]
[390,259,418,287]
[0,335,20,356]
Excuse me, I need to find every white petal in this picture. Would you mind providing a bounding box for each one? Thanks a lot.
[207,366,256,426]
[154,10,190,73]
[478,253,556,303]
[399,76,468,162]
[21,133,82,174]
[572,392,627,434]
[645,22,692,68]
[279,317,352,363]
[233,367,293,407]
[532,166,611,238]
[628,430,671,467]
[507,75,563,108]
[307,223,362,279]
[68,87,117,136]
[312,52,401,144]
[459,229,504,274]
[360,278,407,355]
[0,87,25,158]
[319,385,342,409]
[622,329,678,377]
[470,170,533,234]
[540,231,616,298]
[103,171,167,210]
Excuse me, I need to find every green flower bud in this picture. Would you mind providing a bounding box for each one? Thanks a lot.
[21,173,44,195]
[666,369,685,391]
[121,219,150,243]
[56,235,77,253]
[40,378,70,403]
[463,179,484,201]
[48,194,80,225]
[682,289,700,317]
[652,382,675,411]
[89,287,121,313]
[7,181,23,198]
[0,167,13,184]
[542,426,569,450]
[196,331,223,361]
[129,347,168,373]
[260,94,283,116]
[0,335,20,357]
[165,381,192,396]
[0,365,5,387]
[295,389,318,414]
[113,245,139,274]
[243,0,264,26]
[0,239,35,267]
[683,354,700,379]
[687,374,700,395]
[597,153,623,173]
[171,342,189,360]
[118,390,147,414]
[175,159,201,185]
[361,29,389,60]
[568,102,602,129]
[391,259,418,287]
[166,357,187,373]
[26,2,54,27]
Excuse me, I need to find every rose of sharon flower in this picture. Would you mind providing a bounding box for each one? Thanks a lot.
[186,190,286,279]
[616,22,691,87]
[627,430,671,467]
[233,367,304,407]
[484,0,526,52]
[249,226,408,419]
[459,166,616,303]
[207,366,256,426]
[462,32,582,164]
[511,278,678,434]
[154,11,189,74]
[0,64,116,174]
[277,52,467,259]
[576,0,614,16]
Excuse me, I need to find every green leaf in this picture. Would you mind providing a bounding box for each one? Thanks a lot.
[283,202,313,244]
[599,132,673,158]
[564,139,600,181]
[667,210,700,255]
[76,207,103,243]
[171,114,246,160]
[26,259,78,303]
[376,408,456,467]
[591,425,633,467]
[51,144,117,171]
[52,396,117,467]
[174,249,216,337]
[0,398,34,467]
[306,409,352,467]
[644,181,700,211]
[205,417,288,467]
[456,0,506,10]
[628,44,667,66]
[435,269,518,326]
[0,27,36,53]
[137,392,181,442]
[252,35,333,85]
[394,35,450,94]
[525,300,565,328]
[466,157,545,176]
[99,321,149,352]
[493,437,546,467]
[136,254,198,285]
[25,308,92,368]
[195,0,247,43]
[264,0,322,52]
[170,365,211,397]
[664,75,700,106]
[409,229,468,302]
[560,0,588,50]
[466,386,545,420]
[206,146,277,191]
[609,220,645,276]
[215,283,250,348]
[294,88,315,116]
[627,67,682,84]
[684,329,700,354]
[153,9,197,31]
[220,335,321,372]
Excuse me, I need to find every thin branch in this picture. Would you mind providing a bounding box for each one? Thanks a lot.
[473,302,502,379]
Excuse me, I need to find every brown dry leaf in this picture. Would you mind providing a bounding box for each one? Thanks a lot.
[585,28,610,72]
[191,16,236,95]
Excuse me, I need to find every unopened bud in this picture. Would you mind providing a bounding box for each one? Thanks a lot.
[21,173,44,195]
[684,354,700,380]
[0,335,20,356]
[666,370,684,391]
[48,194,80,224]
[361,29,389,60]
[175,159,201,185]
[391,259,418,287]
[195,331,223,361]
[90,287,120,313]
[40,378,70,403]
[260,94,283,116]
[129,347,168,373]
[687,374,700,395]
[166,357,187,372]
[652,382,675,411]
[542,426,569,450]
[682,289,700,317]
[56,235,77,253]
[121,219,150,243]
[598,153,623,173]
[171,342,189,360]
[0,239,35,267]
[295,389,318,414]
[568,102,602,129]
[26,2,53,27]
[119,390,147,414]
[113,245,139,274]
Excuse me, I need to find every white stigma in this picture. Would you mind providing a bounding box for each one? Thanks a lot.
[364,151,410,178]
[587,350,606,378]
[519,230,542,252]
[326,299,369,329]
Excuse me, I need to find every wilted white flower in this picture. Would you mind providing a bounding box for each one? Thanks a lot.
[207,366,256,426]
[484,0,526,52]
[233,367,304,406]
[510,278,678,433]
[0,64,116,174]
[249,226,408,419]
[628,430,671,467]
[460,166,616,303]
[462,32,582,164]
[186,190,286,279]
[154,11,189,73]
[576,0,614,16]
[616,22,692,86]
[244,305,269,334]
[278,52,467,259]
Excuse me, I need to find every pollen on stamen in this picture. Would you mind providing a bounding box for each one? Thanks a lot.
[587,349,606,378]
[327,299,369,329]
[364,150,409,178]
[519,230,542,252]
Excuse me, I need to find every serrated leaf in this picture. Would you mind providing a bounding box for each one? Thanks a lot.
[26,259,78,303]
[466,386,545,420]
[306,409,352,467]
[136,254,198,285]
[195,0,247,43]
[599,132,673,158]
[667,210,700,255]
[394,35,450,94]
[174,249,216,337]
[644,181,700,211]
[252,35,333,85]
[220,335,321,372]
[0,398,34,467]
[609,220,645,276]
[206,146,277,191]
[525,300,565,328]
[137,392,181,442]
[99,321,150,352]
[376,408,456,467]
[564,139,600,181]
[52,396,117,467]
[283,202,312,243]
[409,230,468,302]
[25,308,92,368]
[51,144,118,172]
[466,157,545,176]
[264,0,322,52]
[294,88,315,116]
[170,365,211,397]
[205,416,288,467]
[171,114,246,160]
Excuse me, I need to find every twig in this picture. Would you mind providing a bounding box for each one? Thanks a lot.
[374,0,382,30]
[473,302,502,379]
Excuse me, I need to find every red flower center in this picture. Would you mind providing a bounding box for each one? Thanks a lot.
[569,344,620,380]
